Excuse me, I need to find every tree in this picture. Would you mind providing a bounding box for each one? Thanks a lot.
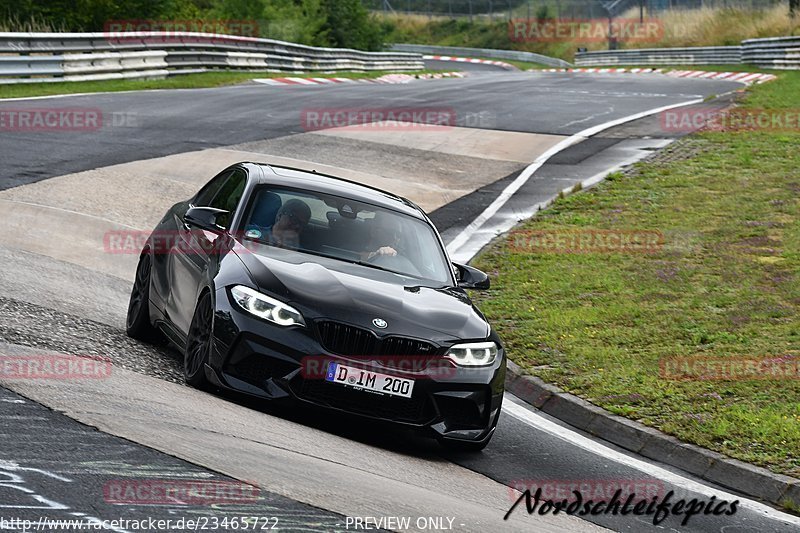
[0,0,172,32]
[320,0,383,50]
[791,0,799,17]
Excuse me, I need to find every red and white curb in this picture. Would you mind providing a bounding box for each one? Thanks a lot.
[537,67,776,84]
[422,55,517,70]
[253,71,465,86]
[664,69,776,84]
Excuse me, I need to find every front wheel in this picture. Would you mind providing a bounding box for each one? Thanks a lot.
[184,291,213,389]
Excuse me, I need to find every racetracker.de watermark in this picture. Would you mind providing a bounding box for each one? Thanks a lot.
[508,229,664,254]
[660,107,800,133]
[509,18,664,43]
[104,230,238,255]
[301,356,457,380]
[508,478,666,503]
[103,19,259,43]
[103,479,260,505]
[660,355,800,381]
[0,355,112,380]
[0,109,137,132]
[301,108,457,131]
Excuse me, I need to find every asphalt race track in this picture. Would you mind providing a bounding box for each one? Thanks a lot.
[0,72,732,190]
[1,69,798,533]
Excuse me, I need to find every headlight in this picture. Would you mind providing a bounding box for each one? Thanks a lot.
[230,285,305,327]
[445,342,498,367]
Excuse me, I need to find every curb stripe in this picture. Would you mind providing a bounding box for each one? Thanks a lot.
[252,71,464,87]
[541,68,774,86]
[422,54,517,70]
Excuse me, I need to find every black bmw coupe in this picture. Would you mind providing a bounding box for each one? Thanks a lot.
[126,162,505,450]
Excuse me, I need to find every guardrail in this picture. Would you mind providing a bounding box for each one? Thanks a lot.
[575,36,800,69]
[390,44,572,68]
[742,36,800,70]
[575,46,741,66]
[0,32,424,84]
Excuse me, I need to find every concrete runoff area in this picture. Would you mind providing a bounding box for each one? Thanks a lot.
[308,122,566,163]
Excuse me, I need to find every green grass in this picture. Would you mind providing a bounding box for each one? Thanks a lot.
[472,71,800,480]
[0,70,434,100]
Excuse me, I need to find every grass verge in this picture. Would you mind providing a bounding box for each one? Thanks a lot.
[472,72,800,479]
[0,70,435,100]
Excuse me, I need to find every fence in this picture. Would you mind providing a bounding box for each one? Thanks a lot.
[390,43,571,67]
[575,36,800,68]
[0,32,424,84]
[364,0,787,20]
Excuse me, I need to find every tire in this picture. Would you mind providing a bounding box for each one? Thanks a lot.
[184,291,213,389]
[126,251,161,342]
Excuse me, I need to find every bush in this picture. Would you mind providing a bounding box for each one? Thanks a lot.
[0,0,388,51]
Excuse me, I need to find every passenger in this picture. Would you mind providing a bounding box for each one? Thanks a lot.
[263,199,312,250]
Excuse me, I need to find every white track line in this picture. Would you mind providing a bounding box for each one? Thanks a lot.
[503,401,800,528]
[446,98,705,263]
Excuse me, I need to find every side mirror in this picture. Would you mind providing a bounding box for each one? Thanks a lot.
[185,206,228,233]
[453,263,490,290]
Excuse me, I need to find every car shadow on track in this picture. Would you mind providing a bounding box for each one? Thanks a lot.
[203,384,456,460]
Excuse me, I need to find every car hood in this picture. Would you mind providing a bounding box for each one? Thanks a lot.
[235,245,489,342]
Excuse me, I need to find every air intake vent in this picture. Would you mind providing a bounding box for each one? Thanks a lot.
[316,321,437,357]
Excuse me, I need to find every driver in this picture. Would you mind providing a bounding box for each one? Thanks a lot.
[362,214,402,261]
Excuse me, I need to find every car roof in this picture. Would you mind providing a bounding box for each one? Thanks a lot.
[242,162,427,220]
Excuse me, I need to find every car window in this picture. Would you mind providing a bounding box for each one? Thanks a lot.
[208,169,246,229]
[194,170,232,207]
[275,191,330,224]
[241,186,452,286]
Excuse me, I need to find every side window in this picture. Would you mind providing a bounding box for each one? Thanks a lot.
[194,170,232,207]
[208,169,247,229]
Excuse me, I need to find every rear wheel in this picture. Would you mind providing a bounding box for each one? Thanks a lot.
[126,252,161,342]
[184,292,213,389]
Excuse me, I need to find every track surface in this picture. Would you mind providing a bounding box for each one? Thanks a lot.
[0,385,349,532]
[0,71,734,190]
[2,71,798,532]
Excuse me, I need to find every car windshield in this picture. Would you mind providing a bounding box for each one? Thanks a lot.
[239,186,453,286]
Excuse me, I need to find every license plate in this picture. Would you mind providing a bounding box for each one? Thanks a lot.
[325,362,414,398]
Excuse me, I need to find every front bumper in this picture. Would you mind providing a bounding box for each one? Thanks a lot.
[209,292,505,443]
